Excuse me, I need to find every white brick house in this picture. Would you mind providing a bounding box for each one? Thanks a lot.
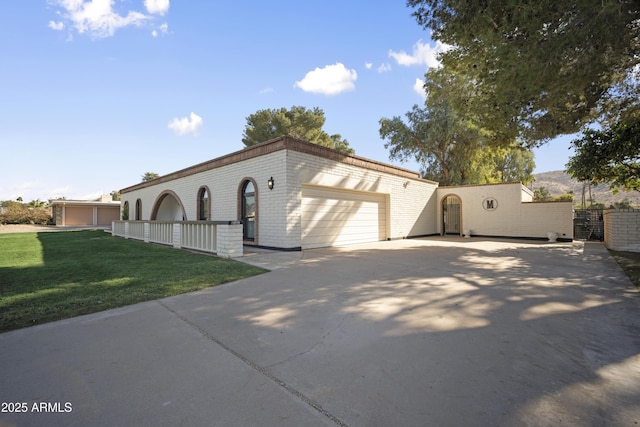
[119,136,573,250]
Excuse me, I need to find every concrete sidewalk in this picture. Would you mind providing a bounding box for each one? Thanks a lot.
[239,246,303,271]
[1,238,639,426]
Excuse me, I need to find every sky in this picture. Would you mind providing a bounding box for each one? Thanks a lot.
[0,0,575,202]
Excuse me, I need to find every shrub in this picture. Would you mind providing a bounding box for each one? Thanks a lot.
[0,202,51,224]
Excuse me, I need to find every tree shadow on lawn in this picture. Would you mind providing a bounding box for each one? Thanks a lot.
[162,237,640,426]
[0,230,265,332]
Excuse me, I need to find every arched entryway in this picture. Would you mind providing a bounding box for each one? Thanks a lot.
[442,194,462,236]
[151,191,187,221]
[239,179,257,242]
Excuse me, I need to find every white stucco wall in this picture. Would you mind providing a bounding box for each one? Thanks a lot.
[520,201,574,240]
[436,183,573,240]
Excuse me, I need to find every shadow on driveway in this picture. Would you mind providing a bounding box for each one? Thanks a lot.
[1,237,638,426]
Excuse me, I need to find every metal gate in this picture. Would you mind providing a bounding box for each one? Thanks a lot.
[573,209,604,241]
[443,196,461,235]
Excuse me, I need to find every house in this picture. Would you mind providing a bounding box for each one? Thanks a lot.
[118,136,573,250]
[50,195,121,227]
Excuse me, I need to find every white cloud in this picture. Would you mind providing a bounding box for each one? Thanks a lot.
[49,0,169,39]
[48,20,65,30]
[413,78,427,100]
[377,63,391,73]
[259,87,274,94]
[152,22,168,37]
[168,112,203,136]
[365,62,372,70]
[294,63,357,96]
[144,0,170,15]
[389,39,452,68]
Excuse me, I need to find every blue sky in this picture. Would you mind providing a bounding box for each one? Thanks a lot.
[1,1,574,202]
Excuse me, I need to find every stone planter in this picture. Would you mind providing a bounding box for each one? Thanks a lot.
[547,232,558,242]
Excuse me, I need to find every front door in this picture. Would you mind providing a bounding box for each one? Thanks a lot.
[443,195,461,235]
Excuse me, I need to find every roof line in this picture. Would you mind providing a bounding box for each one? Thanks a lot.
[121,136,434,194]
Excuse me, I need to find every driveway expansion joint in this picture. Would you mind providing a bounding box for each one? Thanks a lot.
[266,313,354,369]
[156,300,348,427]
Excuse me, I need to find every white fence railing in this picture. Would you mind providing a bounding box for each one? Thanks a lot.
[111,220,243,258]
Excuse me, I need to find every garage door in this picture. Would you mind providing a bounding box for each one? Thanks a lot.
[65,206,94,226]
[301,185,387,249]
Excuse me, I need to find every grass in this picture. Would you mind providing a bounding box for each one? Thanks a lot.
[0,230,267,333]
[610,250,640,290]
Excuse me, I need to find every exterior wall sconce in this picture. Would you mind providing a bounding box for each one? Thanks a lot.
[267,176,275,190]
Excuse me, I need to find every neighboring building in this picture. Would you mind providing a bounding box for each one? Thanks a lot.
[50,195,121,227]
[119,136,573,250]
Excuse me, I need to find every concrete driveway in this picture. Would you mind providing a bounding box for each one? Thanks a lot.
[1,237,639,426]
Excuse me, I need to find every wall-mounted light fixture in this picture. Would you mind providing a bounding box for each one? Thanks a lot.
[267,176,275,190]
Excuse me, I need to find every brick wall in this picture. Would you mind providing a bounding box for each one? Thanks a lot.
[604,210,640,252]
[121,146,439,249]
[120,150,290,247]
[286,150,438,241]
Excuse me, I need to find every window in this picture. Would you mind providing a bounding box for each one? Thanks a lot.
[135,199,142,220]
[241,181,256,241]
[197,187,210,220]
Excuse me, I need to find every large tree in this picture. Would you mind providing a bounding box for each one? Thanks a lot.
[380,67,535,185]
[242,106,354,154]
[379,102,535,185]
[566,118,640,193]
[407,0,640,146]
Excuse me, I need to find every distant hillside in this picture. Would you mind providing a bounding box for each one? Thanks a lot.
[531,170,640,207]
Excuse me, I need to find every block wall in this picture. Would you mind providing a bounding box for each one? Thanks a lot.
[604,210,640,252]
[120,150,290,248]
[520,201,574,240]
[285,150,439,241]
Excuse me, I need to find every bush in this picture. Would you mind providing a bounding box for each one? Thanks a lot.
[0,202,51,224]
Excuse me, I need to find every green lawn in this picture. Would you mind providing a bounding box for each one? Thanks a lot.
[0,230,267,332]
[610,250,640,290]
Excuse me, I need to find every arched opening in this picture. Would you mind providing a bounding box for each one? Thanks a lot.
[151,191,187,221]
[442,194,462,236]
[239,179,257,242]
[122,201,129,220]
[135,199,142,220]
[197,186,210,220]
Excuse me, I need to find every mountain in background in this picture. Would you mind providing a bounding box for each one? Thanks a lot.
[531,170,640,207]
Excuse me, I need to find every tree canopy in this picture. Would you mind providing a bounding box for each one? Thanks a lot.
[407,0,640,146]
[379,67,535,186]
[242,106,354,154]
[566,118,640,193]
[141,172,159,182]
[379,103,535,185]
